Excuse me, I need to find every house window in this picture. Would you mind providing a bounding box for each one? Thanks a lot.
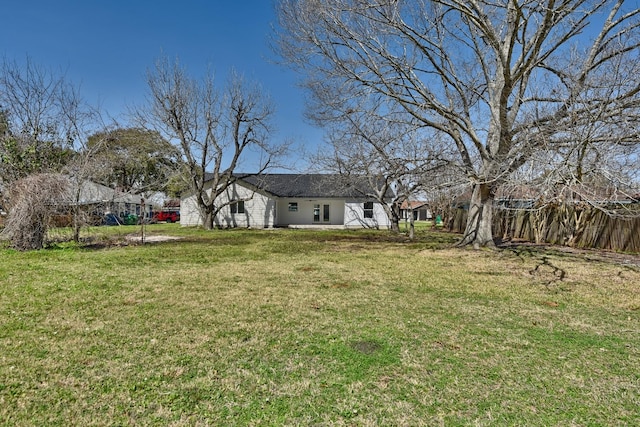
[288,202,298,212]
[323,204,330,222]
[313,204,320,222]
[231,200,245,214]
[364,202,374,219]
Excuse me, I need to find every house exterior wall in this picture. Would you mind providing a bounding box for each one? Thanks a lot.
[180,182,275,228]
[216,185,275,228]
[180,194,203,226]
[275,199,346,226]
[344,201,391,228]
[180,179,393,229]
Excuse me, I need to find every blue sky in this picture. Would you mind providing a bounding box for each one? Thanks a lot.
[0,0,322,170]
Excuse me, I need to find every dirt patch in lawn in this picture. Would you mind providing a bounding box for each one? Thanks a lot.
[126,234,182,243]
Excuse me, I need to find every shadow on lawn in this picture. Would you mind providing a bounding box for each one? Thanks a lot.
[500,240,640,270]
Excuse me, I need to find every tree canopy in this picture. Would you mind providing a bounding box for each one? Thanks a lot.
[87,127,180,194]
[276,0,640,247]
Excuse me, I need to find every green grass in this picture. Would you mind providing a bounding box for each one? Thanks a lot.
[1,225,639,425]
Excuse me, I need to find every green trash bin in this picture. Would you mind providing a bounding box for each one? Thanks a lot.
[123,214,138,225]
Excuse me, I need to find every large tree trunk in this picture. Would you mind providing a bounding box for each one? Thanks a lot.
[203,211,215,230]
[382,201,401,233]
[199,200,216,230]
[390,202,400,233]
[459,183,495,248]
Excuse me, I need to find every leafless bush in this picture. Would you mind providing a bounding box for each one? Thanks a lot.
[1,173,69,250]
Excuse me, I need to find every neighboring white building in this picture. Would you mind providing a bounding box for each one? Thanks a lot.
[181,174,393,229]
[399,201,432,221]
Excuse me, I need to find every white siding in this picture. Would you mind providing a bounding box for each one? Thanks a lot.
[180,193,203,227]
[216,184,275,228]
[275,199,345,226]
[180,182,275,228]
[344,201,391,228]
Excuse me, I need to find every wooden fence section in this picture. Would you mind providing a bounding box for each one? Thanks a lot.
[451,204,640,253]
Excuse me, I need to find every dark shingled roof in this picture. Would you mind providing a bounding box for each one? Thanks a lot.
[244,174,362,198]
[205,173,393,199]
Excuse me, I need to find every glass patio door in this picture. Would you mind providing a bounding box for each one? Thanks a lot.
[323,204,330,222]
[313,204,330,222]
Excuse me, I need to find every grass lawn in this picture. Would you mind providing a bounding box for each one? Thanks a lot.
[1,225,639,426]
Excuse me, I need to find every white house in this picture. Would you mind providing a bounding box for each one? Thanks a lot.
[399,200,432,221]
[180,174,393,229]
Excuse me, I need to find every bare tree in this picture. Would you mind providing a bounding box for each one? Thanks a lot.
[317,111,454,232]
[276,0,640,248]
[1,56,107,243]
[64,134,108,243]
[305,75,456,232]
[0,57,77,186]
[137,57,284,229]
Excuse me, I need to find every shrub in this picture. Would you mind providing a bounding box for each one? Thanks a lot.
[1,173,69,250]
